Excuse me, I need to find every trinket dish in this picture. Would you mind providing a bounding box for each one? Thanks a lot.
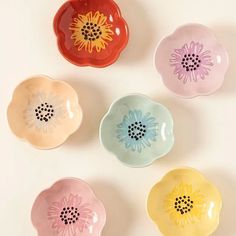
[7,75,83,149]
[100,94,174,167]
[155,24,229,98]
[147,168,222,236]
[54,0,129,67]
[31,178,106,236]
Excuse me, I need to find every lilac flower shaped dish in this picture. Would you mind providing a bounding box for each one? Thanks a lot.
[155,24,229,98]
[31,178,106,236]
[99,94,174,167]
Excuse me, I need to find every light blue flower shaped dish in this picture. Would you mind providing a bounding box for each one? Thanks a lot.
[99,94,174,167]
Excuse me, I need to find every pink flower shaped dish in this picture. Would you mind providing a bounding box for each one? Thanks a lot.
[7,75,83,149]
[155,24,229,98]
[31,178,106,236]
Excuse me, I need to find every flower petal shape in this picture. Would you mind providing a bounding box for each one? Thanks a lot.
[31,178,106,236]
[54,0,129,67]
[147,168,222,236]
[7,75,83,149]
[155,24,229,98]
[100,94,174,167]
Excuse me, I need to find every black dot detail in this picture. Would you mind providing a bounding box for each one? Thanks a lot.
[34,102,54,122]
[128,122,147,141]
[181,54,201,72]
[81,22,102,41]
[60,206,80,225]
[174,196,193,215]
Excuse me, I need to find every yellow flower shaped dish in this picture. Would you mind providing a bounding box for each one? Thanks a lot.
[147,168,222,236]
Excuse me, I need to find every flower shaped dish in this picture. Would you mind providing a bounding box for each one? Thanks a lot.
[147,168,222,236]
[100,94,174,167]
[7,75,82,149]
[155,24,229,98]
[31,178,106,236]
[54,0,129,67]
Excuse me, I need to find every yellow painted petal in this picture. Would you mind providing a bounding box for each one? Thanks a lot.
[97,13,107,25]
[95,39,107,52]
[69,11,114,53]
[77,14,88,24]
[92,11,102,24]
[147,168,222,236]
[87,41,93,53]
[77,41,86,51]
[86,11,93,21]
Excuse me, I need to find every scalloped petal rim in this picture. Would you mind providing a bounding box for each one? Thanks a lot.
[7,75,83,149]
[155,24,229,98]
[31,178,106,236]
[99,94,174,168]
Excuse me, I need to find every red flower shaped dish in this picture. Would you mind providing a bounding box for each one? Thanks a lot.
[54,0,129,67]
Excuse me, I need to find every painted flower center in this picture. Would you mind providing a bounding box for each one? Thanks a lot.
[48,194,93,234]
[34,102,54,122]
[165,183,206,226]
[128,122,146,141]
[81,22,102,41]
[70,11,114,53]
[116,110,158,153]
[60,207,80,225]
[181,54,201,72]
[170,41,214,83]
[174,195,194,215]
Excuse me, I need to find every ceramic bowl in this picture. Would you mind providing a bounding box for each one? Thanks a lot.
[54,0,129,67]
[147,168,222,236]
[31,178,106,236]
[99,94,174,168]
[7,75,82,149]
[155,24,229,98]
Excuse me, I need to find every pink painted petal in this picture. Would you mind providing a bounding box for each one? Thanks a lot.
[183,43,189,54]
[173,65,183,74]
[195,42,204,54]
[74,195,82,206]
[170,53,182,63]
[155,23,229,97]
[177,72,184,81]
[189,41,196,54]
[61,196,67,206]
[31,179,106,236]
[174,48,184,56]
[183,74,188,84]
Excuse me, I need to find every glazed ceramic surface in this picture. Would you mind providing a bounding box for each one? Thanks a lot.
[7,75,82,149]
[155,24,229,98]
[100,94,174,167]
[147,168,222,236]
[54,0,129,67]
[31,178,106,236]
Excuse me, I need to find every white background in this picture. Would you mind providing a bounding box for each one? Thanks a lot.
[0,0,236,235]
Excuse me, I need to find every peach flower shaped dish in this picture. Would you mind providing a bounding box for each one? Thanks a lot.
[147,168,222,236]
[7,75,82,149]
[155,24,229,98]
[31,178,106,236]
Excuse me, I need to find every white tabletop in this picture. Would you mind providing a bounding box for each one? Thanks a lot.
[0,0,236,235]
